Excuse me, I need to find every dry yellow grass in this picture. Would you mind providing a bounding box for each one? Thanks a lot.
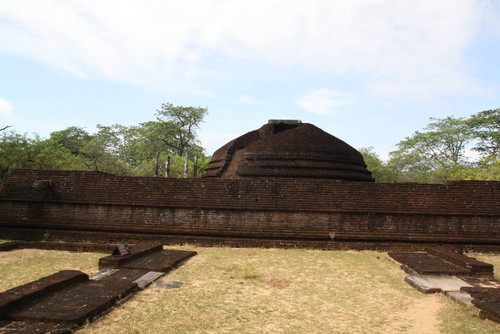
[0,248,102,291]
[77,246,498,334]
[1,245,499,333]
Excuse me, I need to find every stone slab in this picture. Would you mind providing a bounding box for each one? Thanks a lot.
[0,245,198,331]
[389,250,495,278]
[0,242,20,252]
[389,252,469,276]
[426,247,494,277]
[133,271,165,289]
[462,278,500,289]
[462,287,500,302]
[6,270,139,326]
[405,275,441,294]
[98,244,163,269]
[102,269,150,283]
[0,270,88,316]
[89,268,119,281]
[477,301,500,323]
[445,291,475,308]
[464,288,500,324]
[0,320,74,334]
[154,280,184,290]
[117,250,197,272]
[405,275,472,294]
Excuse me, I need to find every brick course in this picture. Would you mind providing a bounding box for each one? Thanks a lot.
[0,169,498,248]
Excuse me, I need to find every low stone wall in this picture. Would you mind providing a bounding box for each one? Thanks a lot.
[0,169,498,249]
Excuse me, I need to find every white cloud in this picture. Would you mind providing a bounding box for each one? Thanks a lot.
[0,1,492,99]
[297,89,353,114]
[0,97,13,117]
[239,95,265,104]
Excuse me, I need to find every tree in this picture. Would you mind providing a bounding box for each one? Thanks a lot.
[137,103,208,176]
[1,127,93,185]
[78,133,128,175]
[147,103,208,156]
[94,124,139,168]
[468,108,500,160]
[0,103,210,183]
[0,130,36,183]
[389,116,474,182]
[358,147,394,182]
[49,126,91,156]
[446,161,500,181]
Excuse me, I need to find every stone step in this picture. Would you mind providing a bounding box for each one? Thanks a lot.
[0,245,197,332]
[388,252,470,276]
[4,269,140,326]
[118,249,197,272]
[426,247,494,274]
[133,271,165,289]
[461,287,500,323]
[0,320,74,334]
[405,275,472,294]
[390,249,500,325]
[0,270,88,317]
[98,244,163,269]
[0,242,20,252]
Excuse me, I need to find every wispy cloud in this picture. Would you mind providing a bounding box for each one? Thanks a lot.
[0,1,494,99]
[297,89,353,114]
[239,95,265,104]
[0,97,13,117]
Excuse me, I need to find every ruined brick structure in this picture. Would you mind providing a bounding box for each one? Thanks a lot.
[203,120,374,181]
[0,121,498,250]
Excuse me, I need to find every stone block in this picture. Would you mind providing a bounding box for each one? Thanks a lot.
[404,275,472,294]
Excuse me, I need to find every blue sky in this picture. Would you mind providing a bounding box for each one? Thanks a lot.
[1,1,499,159]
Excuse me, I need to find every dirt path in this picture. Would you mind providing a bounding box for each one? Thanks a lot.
[399,295,443,333]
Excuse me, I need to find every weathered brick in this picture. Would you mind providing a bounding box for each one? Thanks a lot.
[0,169,498,248]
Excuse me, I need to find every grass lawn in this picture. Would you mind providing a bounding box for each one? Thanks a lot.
[0,248,102,291]
[1,245,499,333]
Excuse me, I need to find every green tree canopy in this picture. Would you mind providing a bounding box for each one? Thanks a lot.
[0,103,209,185]
[358,147,394,182]
[468,108,500,160]
[140,103,208,156]
[49,126,91,156]
[0,130,36,183]
[387,111,499,182]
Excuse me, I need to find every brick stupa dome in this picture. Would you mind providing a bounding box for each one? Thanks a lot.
[203,120,374,182]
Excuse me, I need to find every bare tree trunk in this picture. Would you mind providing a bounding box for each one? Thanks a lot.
[183,152,189,178]
[193,156,198,178]
[165,156,170,178]
[154,151,160,177]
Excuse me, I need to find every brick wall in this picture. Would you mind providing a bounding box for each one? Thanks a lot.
[0,169,498,247]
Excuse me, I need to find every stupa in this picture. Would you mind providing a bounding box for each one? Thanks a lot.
[203,120,374,182]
